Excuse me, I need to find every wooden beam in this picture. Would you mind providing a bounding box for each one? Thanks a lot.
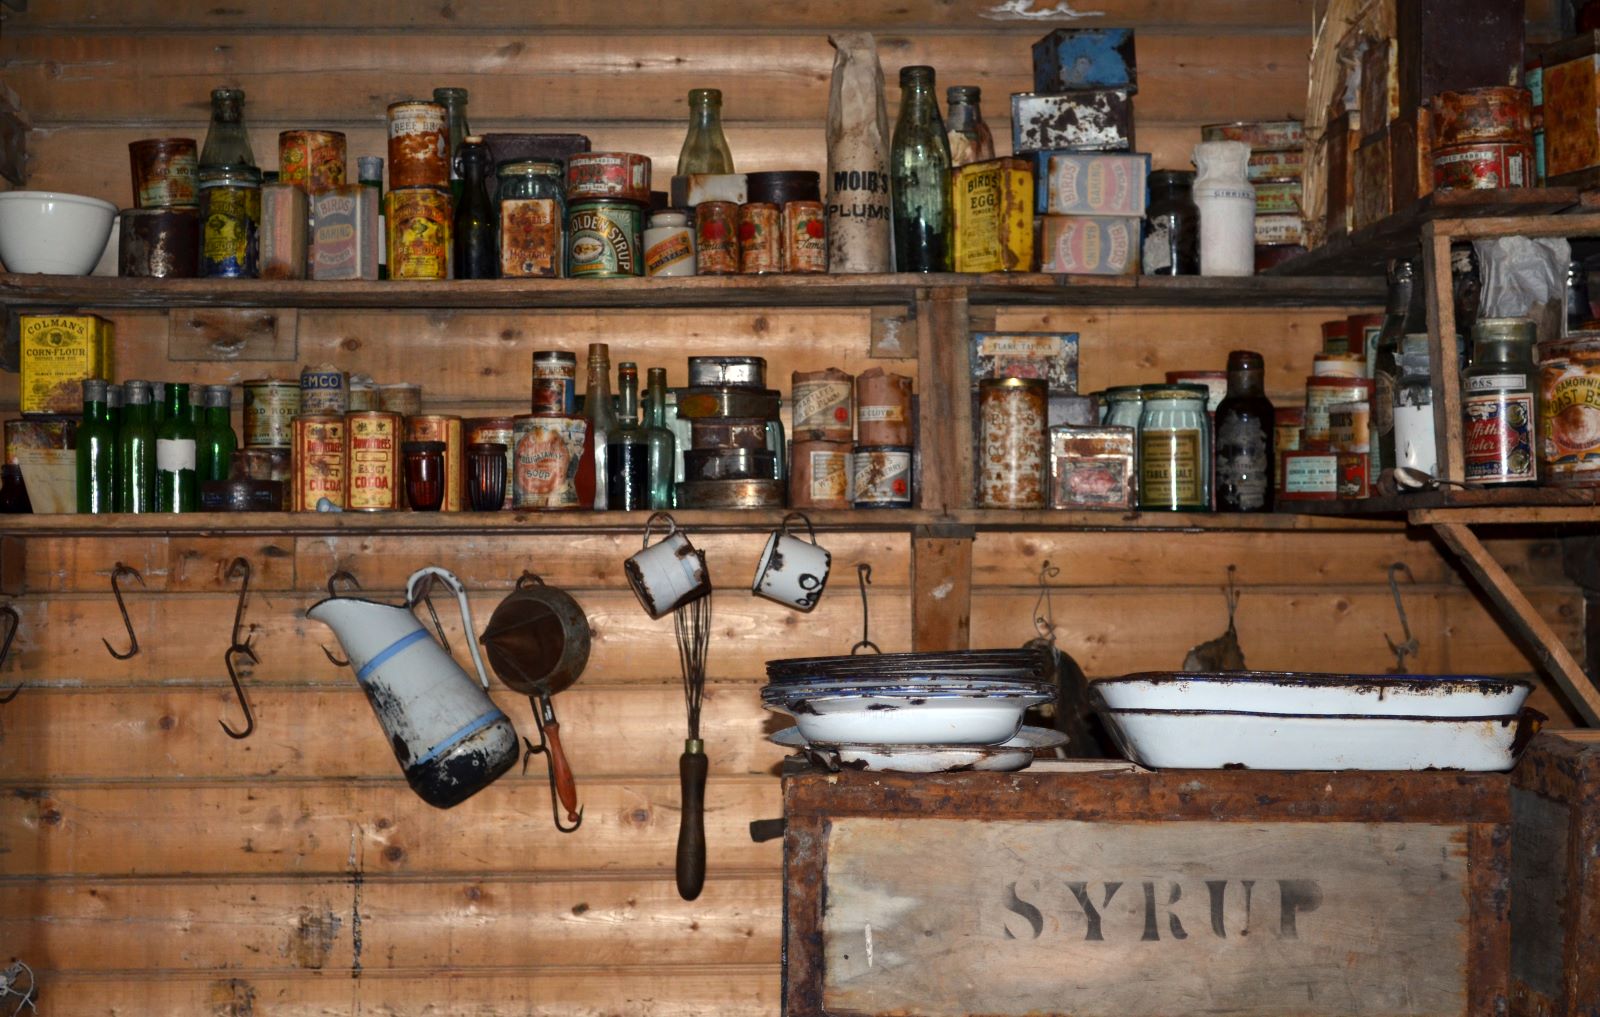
[914,287,970,514]
[1433,520,1600,725]
[911,529,972,652]
[1422,225,1464,484]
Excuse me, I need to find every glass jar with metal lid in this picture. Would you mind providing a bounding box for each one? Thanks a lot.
[1103,385,1145,429]
[1464,317,1538,486]
[1137,383,1210,512]
[497,159,566,278]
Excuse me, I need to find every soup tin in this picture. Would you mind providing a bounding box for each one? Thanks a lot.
[242,379,300,448]
[513,413,588,510]
[565,152,652,204]
[345,410,403,511]
[128,137,198,209]
[387,100,449,189]
[291,414,347,511]
[567,199,645,278]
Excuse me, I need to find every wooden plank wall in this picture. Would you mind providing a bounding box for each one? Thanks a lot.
[0,2,1578,1015]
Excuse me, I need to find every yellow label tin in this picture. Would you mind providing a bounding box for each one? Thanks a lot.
[952,157,1035,274]
[19,314,114,416]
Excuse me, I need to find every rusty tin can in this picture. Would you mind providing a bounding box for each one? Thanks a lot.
[378,383,423,418]
[300,365,348,415]
[977,377,1048,509]
[512,413,588,510]
[279,130,348,195]
[345,411,402,511]
[1303,376,1373,449]
[1539,333,1600,485]
[1253,179,1303,215]
[387,100,449,189]
[952,156,1035,273]
[119,208,199,278]
[690,418,769,450]
[128,138,198,209]
[789,438,853,509]
[566,199,645,278]
[242,379,300,448]
[1433,87,1534,147]
[406,414,464,512]
[852,445,913,508]
[532,350,578,415]
[1274,405,1304,495]
[565,152,652,204]
[387,186,452,280]
[259,182,309,280]
[466,416,516,510]
[1320,319,1350,355]
[782,200,827,274]
[198,169,260,278]
[1432,142,1532,190]
[348,377,377,412]
[857,368,914,446]
[738,202,782,274]
[4,418,76,464]
[1049,425,1136,509]
[234,447,292,508]
[695,201,740,275]
[1278,449,1340,501]
[291,414,347,511]
[792,368,854,442]
[1201,120,1305,149]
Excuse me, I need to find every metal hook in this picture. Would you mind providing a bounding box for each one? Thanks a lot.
[1032,560,1061,645]
[321,570,361,667]
[220,642,258,739]
[226,557,252,647]
[0,605,20,703]
[851,563,880,655]
[1385,562,1419,673]
[102,563,145,660]
[520,697,583,833]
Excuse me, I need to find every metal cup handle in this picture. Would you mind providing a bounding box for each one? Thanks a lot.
[781,511,818,545]
[642,511,678,550]
[405,566,493,690]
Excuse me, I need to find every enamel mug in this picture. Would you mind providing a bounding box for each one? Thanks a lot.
[625,512,712,619]
[751,511,832,612]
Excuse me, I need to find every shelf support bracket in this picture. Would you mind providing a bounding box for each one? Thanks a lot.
[1431,520,1600,726]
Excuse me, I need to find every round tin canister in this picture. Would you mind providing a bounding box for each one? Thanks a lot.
[405,413,464,511]
[532,351,578,416]
[279,130,348,195]
[1312,352,1367,378]
[789,438,852,509]
[1327,400,1371,453]
[300,365,348,415]
[1304,376,1374,448]
[387,186,452,280]
[683,447,777,482]
[119,207,199,278]
[378,383,423,418]
[512,413,588,510]
[852,445,914,508]
[242,379,300,448]
[857,368,914,447]
[782,200,827,274]
[1253,179,1303,215]
[644,210,695,277]
[738,202,781,275]
[695,201,740,276]
[1538,332,1600,485]
[676,386,782,420]
[792,368,854,442]
[690,417,769,450]
[128,138,198,209]
[1432,142,1532,190]
[675,478,786,509]
[565,152,652,204]
[1320,319,1350,355]
[1164,371,1226,414]
[345,411,402,511]
[1433,87,1533,147]
[1274,405,1304,495]
[291,414,347,511]
[198,168,261,278]
[567,199,645,278]
[688,356,766,389]
[746,170,822,207]
[977,377,1047,509]
[348,377,377,412]
[387,100,449,189]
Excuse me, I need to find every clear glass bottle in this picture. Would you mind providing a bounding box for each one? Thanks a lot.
[644,367,677,510]
[606,363,650,511]
[197,385,238,484]
[1464,318,1538,487]
[1213,351,1275,512]
[676,88,735,176]
[199,87,257,173]
[76,379,116,514]
[117,380,157,514]
[890,65,953,273]
[1137,384,1210,512]
[452,136,498,279]
[358,155,387,280]
[944,86,994,168]
[156,382,198,513]
[582,343,616,511]
[1142,170,1199,276]
[1371,257,1426,478]
[433,87,471,202]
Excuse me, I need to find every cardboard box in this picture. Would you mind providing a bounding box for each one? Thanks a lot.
[19,314,113,417]
[1031,27,1136,94]
[951,157,1034,274]
[1034,152,1148,216]
[1038,215,1140,274]
[1012,90,1134,153]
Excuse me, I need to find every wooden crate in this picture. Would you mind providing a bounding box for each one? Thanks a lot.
[782,762,1511,1017]
[1511,730,1600,1017]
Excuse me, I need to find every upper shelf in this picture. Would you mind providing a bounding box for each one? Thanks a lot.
[1293,487,1600,525]
[0,272,1386,312]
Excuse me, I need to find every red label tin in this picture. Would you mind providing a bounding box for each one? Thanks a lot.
[128,138,198,209]
[696,201,740,275]
[387,101,449,189]
[565,152,652,204]
[738,202,781,274]
[1432,142,1532,190]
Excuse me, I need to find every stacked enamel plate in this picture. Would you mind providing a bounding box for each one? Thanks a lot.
[762,650,1064,772]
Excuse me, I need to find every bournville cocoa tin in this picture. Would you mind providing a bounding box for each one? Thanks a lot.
[292,414,346,511]
[345,411,403,511]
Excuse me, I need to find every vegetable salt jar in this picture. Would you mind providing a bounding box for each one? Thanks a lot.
[1192,141,1254,277]
[1464,317,1538,486]
[1137,384,1210,511]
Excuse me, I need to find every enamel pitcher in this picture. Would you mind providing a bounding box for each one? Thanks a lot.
[308,566,519,809]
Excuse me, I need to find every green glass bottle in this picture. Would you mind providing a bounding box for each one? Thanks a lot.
[453,136,498,279]
[76,379,116,514]
[106,383,123,432]
[676,88,735,175]
[643,367,676,510]
[197,385,238,484]
[106,383,125,503]
[433,87,471,203]
[156,382,199,513]
[117,380,157,514]
[188,383,205,426]
[152,382,168,426]
[890,65,953,272]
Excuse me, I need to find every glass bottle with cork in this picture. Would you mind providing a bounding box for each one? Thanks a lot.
[452,136,498,279]
[581,343,616,511]
[677,88,735,176]
[76,378,117,514]
[606,363,650,511]
[1463,318,1538,487]
[1213,350,1275,512]
[944,86,994,167]
[156,382,199,513]
[889,65,953,273]
[643,367,677,510]
[117,380,157,513]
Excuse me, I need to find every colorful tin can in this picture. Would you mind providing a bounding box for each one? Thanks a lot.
[565,152,652,204]
[695,201,740,275]
[532,350,577,415]
[952,156,1035,274]
[857,368,914,447]
[466,416,516,510]
[644,210,696,277]
[406,414,464,512]
[279,130,348,195]
[387,186,451,280]
[300,365,349,415]
[792,368,854,442]
[243,379,300,448]
[19,314,113,417]
[1432,87,1534,147]
[1538,333,1600,485]
[3,417,77,465]
[789,439,852,510]
[348,377,377,412]
[345,411,402,511]
[1253,179,1303,215]
[782,200,827,274]
[1049,425,1136,509]
[1328,400,1371,452]
[1347,311,1386,367]
[387,100,449,189]
[291,414,347,511]
[852,445,913,508]
[198,168,261,278]
[1274,405,1303,495]
[378,383,423,418]
[1247,148,1305,181]
[1432,142,1532,190]
[738,202,782,274]
[1320,319,1351,355]
[512,413,588,510]
[1278,449,1340,501]
[978,377,1048,509]
[259,182,308,280]
[1200,120,1305,150]
[119,207,200,278]
[312,184,381,281]
[498,160,566,279]
[128,138,198,209]
[1304,376,1374,448]
[567,199,645,278]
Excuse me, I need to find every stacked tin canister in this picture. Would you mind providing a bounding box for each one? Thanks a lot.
[122,139,201,277]
[510,350,585,509]
[790,367,917,510]
[675,357,786,508]
[684,172,828,277]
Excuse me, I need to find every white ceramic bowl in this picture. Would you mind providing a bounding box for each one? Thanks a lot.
[771,724,1067,773]
[0,190,119,275]
[776,690,1049,746]
[1093,671,1532,717]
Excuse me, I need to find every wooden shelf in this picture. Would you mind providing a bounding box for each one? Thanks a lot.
[0,271,1386,312]
[1265,188,1581,277]
[1292,488,1600,525]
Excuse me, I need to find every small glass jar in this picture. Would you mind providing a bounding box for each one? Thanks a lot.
[467,442,507,511]
[1103,385,1145,430]
[1143,169,1199,276]
[1464,317,1538,486]
[402,440,447,512]
[944,85,995,167]
[497,160,566,279]
[1137,384,1210,512]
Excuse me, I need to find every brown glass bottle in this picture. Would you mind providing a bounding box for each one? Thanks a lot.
[1213,350,1275,512]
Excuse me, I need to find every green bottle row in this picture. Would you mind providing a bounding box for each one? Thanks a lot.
[76,380,238,514]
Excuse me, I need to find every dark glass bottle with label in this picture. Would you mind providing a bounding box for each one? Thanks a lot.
[0,466,30,514]
[1213,350,1275,512]
[76,379,116,514]
[1463,318,1538,487]
[890,65,952,273]
[156,382,199,512]
[117,380,157,514]
[1371,257,1426,477]
[1142,170,1199,275]
[644,367,677,510]
[606,363,650,511]
[452,136,498,279]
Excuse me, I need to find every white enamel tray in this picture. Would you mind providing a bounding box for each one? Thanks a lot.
[770,725,1067,773]
[766,689,1052,746]
[1092,671,1532,717]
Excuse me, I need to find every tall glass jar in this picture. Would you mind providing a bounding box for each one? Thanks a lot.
[497,159,566,278]
[944,86,994,167]
[890,65,953,273]
[1464,317,1539,487]
[433,87,471,201]
[1142,170,1199,276]
[1393,333,1439,479]
[1137,384,1210,512]
[200,87,256,172]
[1192,141,1254,277]
[677,88,735,176]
